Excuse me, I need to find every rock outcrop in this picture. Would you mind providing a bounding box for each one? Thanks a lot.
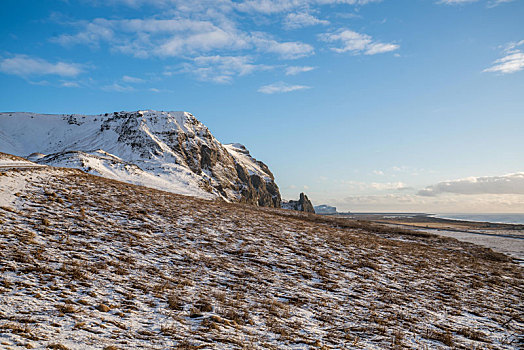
[282,192,315,213]
[0,110,281,207]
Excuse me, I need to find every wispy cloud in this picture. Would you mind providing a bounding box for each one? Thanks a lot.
[285,65,315,75]
[326,193,524,213]
[438,0,515,6]
[258,81,310,94]
[319,29,399,55]
[94,0,382,14]
[417,173,524,196]
[284,12,329,29]
[122,75,145,83]
[101,82,135,92]
[52,18,313,60]
[437,0,479,4]
[488,0,516,6]
[47,0,400,85]
[61,81,81,88]
[0,54,85,78]
[251,32,315,59]
[484,40,524,74]
[178,55,272,83]
[342,180,408,191]
[236,0,382,14]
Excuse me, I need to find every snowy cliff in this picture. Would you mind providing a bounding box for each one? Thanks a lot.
[0,110,281,207]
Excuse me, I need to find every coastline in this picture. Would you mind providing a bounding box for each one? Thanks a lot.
[329,213,524,265]
[433,213,524,226]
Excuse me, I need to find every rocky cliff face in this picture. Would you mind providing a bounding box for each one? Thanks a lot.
[282,192,315,213]
[0,110,281,207]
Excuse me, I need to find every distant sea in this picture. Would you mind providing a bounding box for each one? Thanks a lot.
[434,214,524,225]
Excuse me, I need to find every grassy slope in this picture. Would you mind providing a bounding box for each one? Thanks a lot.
[0,167,522,349]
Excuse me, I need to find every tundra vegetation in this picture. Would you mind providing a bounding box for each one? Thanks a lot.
[0,166,522,349]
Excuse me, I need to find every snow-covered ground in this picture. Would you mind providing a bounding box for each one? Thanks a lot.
[0,153,46,206]
[0,166,522,349]
[36,150,214,200]
[0,152,44,170]
[0,111,279,204]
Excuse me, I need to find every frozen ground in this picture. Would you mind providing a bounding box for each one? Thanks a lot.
[0,153,44,171]
[0,165,523,349]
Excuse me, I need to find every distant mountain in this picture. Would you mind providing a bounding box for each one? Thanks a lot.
[0,110,281,207]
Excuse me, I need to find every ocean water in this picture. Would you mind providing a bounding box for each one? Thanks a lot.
[434,214,524,225]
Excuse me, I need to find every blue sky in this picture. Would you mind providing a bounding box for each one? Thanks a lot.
[1,0,523,212]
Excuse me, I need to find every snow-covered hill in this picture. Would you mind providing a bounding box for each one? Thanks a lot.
[0,110,281,206]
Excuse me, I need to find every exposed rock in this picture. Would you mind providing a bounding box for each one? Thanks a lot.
[282,192,315,213]
[96,304,110,312]
[0,110,281,208]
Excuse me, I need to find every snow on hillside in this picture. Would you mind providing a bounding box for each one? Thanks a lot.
[36,150,214,199]
[0,152,44,169]
[224,143,271,180]
[0,111,280,206]
[0,166,522,349]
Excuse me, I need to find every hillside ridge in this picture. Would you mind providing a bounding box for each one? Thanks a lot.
[0,110,281,207]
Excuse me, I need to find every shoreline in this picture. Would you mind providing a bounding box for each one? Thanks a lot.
[328,212,524,231]
[432,213,524,226]
[329,213,524,265]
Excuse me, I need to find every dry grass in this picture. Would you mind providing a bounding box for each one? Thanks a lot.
[0,167,522,349]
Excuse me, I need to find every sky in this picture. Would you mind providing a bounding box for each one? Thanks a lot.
[1,0,523,213]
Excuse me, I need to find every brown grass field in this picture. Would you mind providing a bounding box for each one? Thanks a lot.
[0,166,522,349]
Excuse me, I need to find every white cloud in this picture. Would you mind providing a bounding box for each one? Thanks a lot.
[102,83,135,92]
[53,18,248,57]
[52,18,115,47]
[483,52,524,74]
[53,18,313,60]
[258,81,311,94]
[179,55,272,83]
[484,40,524,74]
[155,26,249,57]
[438,0,515,6]
[236,0,381,14]
[49,0,393,84]
[488,0,515,6]
[418,173,524,196]
[61,81,81,87]
[343,180,407,191]
[285,65,315,75]
[327,193,524,213]
[284,12,329,29]
[370,182,407,190]
[0,54,85,78]
[319,29,399,55]
[100,0,381,12]
[251,33,315,59]
[364,42,400,55]
[122,75,145,83]
[438,0,478,4]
